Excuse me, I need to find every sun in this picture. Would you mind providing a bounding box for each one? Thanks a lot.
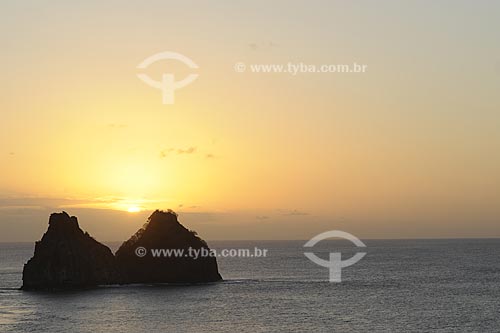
[127,206,141,213]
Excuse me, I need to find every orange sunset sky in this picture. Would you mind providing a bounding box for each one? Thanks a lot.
[1,1,499,241]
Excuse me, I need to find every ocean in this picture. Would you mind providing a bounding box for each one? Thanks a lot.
[1,239,499,332]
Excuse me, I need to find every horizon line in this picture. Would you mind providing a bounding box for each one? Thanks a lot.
[3,237,500,244]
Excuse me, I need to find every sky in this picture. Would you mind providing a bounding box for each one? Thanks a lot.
[1,0,499,241]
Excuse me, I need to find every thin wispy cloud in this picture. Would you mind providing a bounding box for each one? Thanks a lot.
[177,147,196,154]
[107,123,127,129]
[281,209,309,216]
[249,41,278,50]
[0,197,106,211]
[160,147,197,158]
[178,204,200,209]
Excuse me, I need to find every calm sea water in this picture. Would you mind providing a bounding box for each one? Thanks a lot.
[1,239,499,332]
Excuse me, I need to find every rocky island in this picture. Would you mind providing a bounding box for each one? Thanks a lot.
[22,212,119,290]
[22,210,222,290]
[116,209,222,284]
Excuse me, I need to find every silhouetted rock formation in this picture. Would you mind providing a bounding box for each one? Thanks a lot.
[22,212,119,290]
[22,210,222,290]
[116,210,222,283]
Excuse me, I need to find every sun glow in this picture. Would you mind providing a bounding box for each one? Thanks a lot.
[127,206,141,213]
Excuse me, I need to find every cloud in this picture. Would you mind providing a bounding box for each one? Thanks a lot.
[160,147,197,158]
[256,215,270,220]
[107,123,127,129]
[205,153,218,159]
[177,147,196,154]
[178,204,200,209]
[282,209,309,216]
[248,41,278,50]
[159,149,173,158]
[0,196,111,212]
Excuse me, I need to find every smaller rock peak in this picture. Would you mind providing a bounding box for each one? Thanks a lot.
[147,209,179,226]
